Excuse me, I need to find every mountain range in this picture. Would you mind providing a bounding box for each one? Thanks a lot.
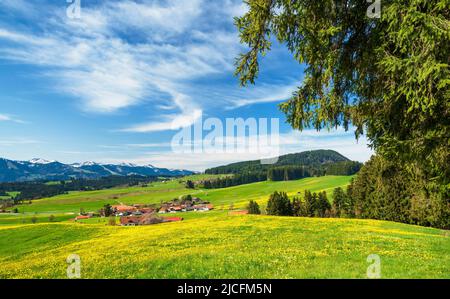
[0,158,195,182]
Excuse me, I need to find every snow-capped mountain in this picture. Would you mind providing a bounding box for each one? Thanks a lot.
[72,161,106,168]
[0,158,196,182]
[28,158,56,164]
[118,162,138,167]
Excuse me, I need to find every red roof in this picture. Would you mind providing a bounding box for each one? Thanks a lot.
[75,215,90,220]
[120,216,140,225]
[230,210,248,215]
[113,205,137,212]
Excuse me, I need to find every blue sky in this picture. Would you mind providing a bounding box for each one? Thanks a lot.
[0,0,373,171]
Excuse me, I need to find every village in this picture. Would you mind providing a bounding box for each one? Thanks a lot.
[74,195,214,226]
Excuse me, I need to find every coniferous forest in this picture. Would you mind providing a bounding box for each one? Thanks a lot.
[202,150,363,189]
[234,0,449,230]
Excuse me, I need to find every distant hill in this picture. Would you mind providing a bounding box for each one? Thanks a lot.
[0,158,195,182]
[205,150,360,175]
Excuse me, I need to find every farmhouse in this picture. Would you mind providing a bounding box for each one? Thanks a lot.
[140,207,155,214]
[158,197,213,214]
[75,215,91,221]
[109,197,212,219]
[158,207,168,214]
[132,204,146,208]
[171,206,183,212]
[112,205,137,215]
[120,216,140,226]
[193,204,214,212]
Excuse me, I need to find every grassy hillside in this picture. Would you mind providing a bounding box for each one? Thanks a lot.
[0,215,448,279]
[1,174,447,279]
[2,175,352,218]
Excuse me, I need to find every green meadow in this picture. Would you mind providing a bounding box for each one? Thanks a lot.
[3,175,351,217]
[0,216,448,279]
[0,175,448,278]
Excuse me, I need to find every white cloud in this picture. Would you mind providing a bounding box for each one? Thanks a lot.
[0,114,13,122]
[96,128,373,171]
[126,143,172,148]
[121,108,203,133]
[278,129,374,163]
[0,0,34,15]
[0,113,26,124]
[107,0,204,35]
[0,138,40,146]
[224,0,249,18]
[0,0,304,148]
[0,0,244,119]
[228,82,299,108]
[1,0,367,170]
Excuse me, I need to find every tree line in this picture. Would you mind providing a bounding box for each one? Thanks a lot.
[205,150,361,175]
[248,191,336,218]
[347,156,449,229]
[247,173,449,230]
[200,161,361,189]
[199,172,267,189]
[0,175,160,203]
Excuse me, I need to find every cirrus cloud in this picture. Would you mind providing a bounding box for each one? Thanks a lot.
[0,0,245,119]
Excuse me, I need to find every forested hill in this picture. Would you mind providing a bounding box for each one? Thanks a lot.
[205,150,357,174]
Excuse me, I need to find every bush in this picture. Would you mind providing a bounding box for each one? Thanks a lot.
[247,200,261,215]
[185,180,195,189]
[103,204,113,217]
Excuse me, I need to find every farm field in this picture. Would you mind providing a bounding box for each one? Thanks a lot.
[0,175,448,279]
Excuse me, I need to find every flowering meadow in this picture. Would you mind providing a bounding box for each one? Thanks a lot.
[0,215,448,278]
